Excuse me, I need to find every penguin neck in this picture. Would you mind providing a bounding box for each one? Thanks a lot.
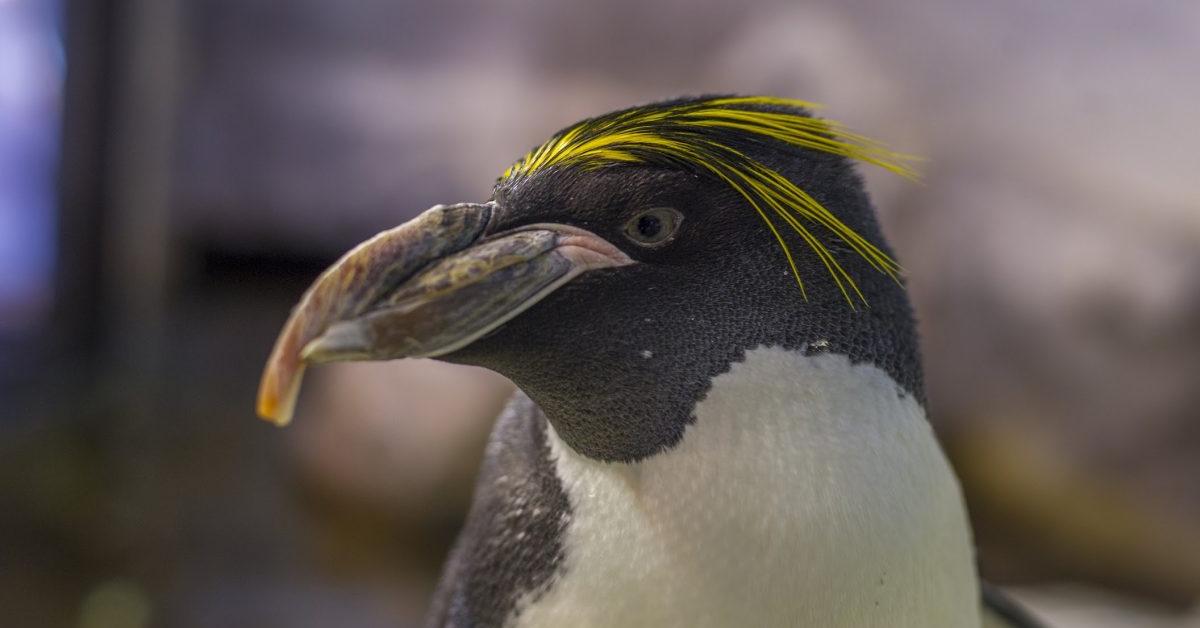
[471,269,925,463]
[512,346,980,628]
[545,346,945,515]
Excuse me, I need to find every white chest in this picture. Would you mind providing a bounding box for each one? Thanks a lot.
[509,347,980,628]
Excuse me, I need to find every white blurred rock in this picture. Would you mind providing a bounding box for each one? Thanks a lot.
[291,359,513,524]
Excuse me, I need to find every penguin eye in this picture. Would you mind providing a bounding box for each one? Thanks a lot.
[623,207,683,248]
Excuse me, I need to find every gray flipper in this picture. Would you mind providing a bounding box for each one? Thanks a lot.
[983,581,1047,628]
[425,392,570,628]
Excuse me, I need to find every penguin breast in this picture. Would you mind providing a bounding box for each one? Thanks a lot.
[509,347,981,628]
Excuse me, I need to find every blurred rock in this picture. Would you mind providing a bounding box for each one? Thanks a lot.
[294,359,512,527]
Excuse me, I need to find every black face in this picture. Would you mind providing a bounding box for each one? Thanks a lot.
[445,148,923,463]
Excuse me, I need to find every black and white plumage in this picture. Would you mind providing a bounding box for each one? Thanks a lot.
[257,96,1046,627]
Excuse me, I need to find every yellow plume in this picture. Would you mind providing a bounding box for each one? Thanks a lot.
[499,96,918,307]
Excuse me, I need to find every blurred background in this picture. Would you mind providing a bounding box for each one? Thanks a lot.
[1,0,1198,626]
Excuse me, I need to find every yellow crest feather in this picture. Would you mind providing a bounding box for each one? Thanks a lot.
[498,96,918,307]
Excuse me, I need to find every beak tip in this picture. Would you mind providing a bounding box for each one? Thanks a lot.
[255,361,306,428]
[255,397,290,427]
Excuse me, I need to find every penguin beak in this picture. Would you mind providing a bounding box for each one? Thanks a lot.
[256,202,632,426]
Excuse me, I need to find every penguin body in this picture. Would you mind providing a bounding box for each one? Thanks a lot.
[432,348,978,628]
[257,97,1045,628]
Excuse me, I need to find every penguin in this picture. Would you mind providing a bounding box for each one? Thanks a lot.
[256,96,1046,628]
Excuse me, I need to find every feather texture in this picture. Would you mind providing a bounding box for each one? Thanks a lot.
[499,96,918,306]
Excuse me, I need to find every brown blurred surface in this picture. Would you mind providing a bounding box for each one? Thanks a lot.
[2,0,1199,626]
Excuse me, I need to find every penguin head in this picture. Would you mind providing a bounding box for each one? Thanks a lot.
[257,96,923,462]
